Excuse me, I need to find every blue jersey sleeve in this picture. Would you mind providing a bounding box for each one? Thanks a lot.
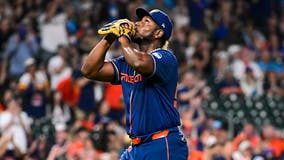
[111,56,125,84]
[149,49,178,83]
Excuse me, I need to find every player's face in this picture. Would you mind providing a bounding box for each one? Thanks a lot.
[134,16,160,41]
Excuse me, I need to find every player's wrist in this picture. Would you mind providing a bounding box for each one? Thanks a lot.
[104,34,117,44]
[118,35,130,43]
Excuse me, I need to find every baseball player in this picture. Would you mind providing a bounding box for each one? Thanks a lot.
[81,8,188,160]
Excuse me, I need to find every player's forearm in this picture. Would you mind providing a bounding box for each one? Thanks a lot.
[81,36,114,78]
[119,37,152,74]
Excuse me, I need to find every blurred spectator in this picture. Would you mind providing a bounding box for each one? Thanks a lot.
[77,55,100,114]
[104,83,124,122]
[5,23,39,79]
[56,69,81,108]
[233,123,260,151]
[171,0,189,29]
[99,0,128,23]
[97,101,112,124]
[90,120,124,157]
[224,19,243,46]
[223,141,234,160]
[217,67,242,95]
[263,70,284,97]
[27,135,48,159]
[66,127,90,159]
[242,21,259,49]
[105,121,125,154]
[232,140,254,160]
[187,139,204,160]
[145,0,175,10]
[178,71,206,111]
[213,51,230,80]
[185,31,202,68]
[77,137,98,160]
[169,27,187,68]
[263,13,280,39]
[0,97,31,158]
[48,45,72,90]
[231,48,263,81]
[190,39,210,78]
[181,96,205,140]
[81,112,96,132]
[204,143,226,160]
[239,66,263,97]
[2,89,14,108]
[77,76,97,113]
[199,129,217,152]
[212,1,232,43]
[0,133,11,157]
[69,45,81,69]
[49,90,71,126]
[65,3,78,40]
[18,58,49,119]
[78,27,99,54]
[188,0,206,30]
[267,33,284,61]
[227,44,242,64]
[257,49,282,73]
[210,120,229,145]
[0,103,4,113]
[38,1,68,59]
[249,0,281,28]
[105,42,122,61]
[250,30,267,56]
[127,0,148,21]
[47,123,69,160]
[0,56,8,92]
[0,19,13,57]
[260,124,284,159]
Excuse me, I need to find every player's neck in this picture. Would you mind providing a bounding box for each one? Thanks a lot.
[139,40,162,54]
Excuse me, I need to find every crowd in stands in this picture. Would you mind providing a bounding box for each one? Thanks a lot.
[0,0,284,159]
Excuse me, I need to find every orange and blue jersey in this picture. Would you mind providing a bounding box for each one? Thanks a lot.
[111,48,181,137]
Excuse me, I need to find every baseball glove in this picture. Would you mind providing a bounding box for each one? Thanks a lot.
[98,19,135,40]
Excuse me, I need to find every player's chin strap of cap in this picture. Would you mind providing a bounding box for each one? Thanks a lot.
[130,127,179,145]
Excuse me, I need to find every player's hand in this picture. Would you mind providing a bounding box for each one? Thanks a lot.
[120,20,136,40]
[98,19,136,40]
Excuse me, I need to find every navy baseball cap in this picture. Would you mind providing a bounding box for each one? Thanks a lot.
[136,8,173,40]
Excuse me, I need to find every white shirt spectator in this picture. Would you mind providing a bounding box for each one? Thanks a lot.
[48,55,71,89]
[231,60,263,81]
[38,13,68,53]
[19,70,48,90]
[240,67,263,97]
[52,104,71,125]
[240,77,263,97]
[0,111,31,154]
[172,5,189,28]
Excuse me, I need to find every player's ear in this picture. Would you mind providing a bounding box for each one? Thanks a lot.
[154,29,164,39]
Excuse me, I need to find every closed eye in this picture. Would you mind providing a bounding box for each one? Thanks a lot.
[142,16,153,24]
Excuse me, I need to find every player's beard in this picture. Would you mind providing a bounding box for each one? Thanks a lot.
[132,37,142,44]
[132,30,155,45]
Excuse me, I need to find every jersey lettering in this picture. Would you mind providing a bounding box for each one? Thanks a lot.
[121,73,142,83]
